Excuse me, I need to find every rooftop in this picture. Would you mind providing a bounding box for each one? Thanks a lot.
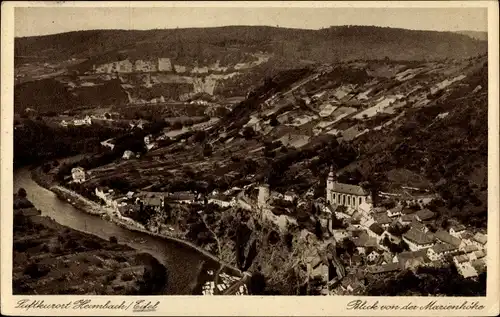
[354,234,378,248]
[330,182,369,196]
[431,243,457,254]
[434,230,461,248]
[473,233,487,245]
[401,208,417,215]
[142,197,163,207]
[401,214,416,222]
[374,212,391,225]
[416,208,435,221]
[454,254,469,264]
[474,250,486,259]
[403,228,434,245]
[471,258,486,272]
[450,224,466,232]
[463,245,479,253]
[398,249,429,261]
[367,262,401,274]
[368,223,385,236]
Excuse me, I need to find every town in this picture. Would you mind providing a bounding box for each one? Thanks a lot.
[66,158,487,295]
[12,18,489,298]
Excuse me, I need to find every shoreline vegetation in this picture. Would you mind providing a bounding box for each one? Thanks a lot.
[29,166,244,280]
[12,193,168,295]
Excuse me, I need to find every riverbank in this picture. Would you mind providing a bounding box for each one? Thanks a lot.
[29,166,244,279]
[13,196,168,295]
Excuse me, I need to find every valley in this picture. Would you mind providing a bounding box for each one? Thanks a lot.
[13,25,488,296]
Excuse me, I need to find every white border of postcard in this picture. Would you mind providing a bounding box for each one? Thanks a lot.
[1,1,499,316]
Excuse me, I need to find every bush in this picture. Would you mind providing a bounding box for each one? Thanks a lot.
[17,188,27,198]
[242,127,255,140]
[109,236,118,244]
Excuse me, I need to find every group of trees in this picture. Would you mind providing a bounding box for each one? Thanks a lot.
[365,266,486,296]
[14,118,126,168]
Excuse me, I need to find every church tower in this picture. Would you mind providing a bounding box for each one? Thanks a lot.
[326,166,336,192]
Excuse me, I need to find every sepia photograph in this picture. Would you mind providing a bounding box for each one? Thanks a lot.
[1,1,499,315]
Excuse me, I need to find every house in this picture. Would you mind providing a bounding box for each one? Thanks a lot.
[367,262,401,274]
[283,191,297,202]
[122,150,134,159]
[387,206,402,217]
[415,208,435,222]
[459,231,476,248]
[326,167,371,211]
[100,139,115,150]
[427,243,458,261]
[73,115,92,126]
[399,214,416,225]
[395,249,431,269]
[453,255,478,278]
[353,233,378,254]
[449,224,466,238]
[331,229,349,241]
[374,212,392,228]
[340,274,364,293]
[401,208,417,215]
[141,197,164,211]
[368,223,385,241]
[71,167,86,183]
[381,230,401,244]
[208,195,235,208]
[434,230,462,249]
[471,258,486,274]
[168,191,196,204]
[472,233,487,249]
[411,219,429,233]
[402,228,435,251]
[367,249,382,263]
[463,244,479,254]
[95,187,118,207]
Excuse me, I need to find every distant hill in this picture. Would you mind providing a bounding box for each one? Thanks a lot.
[15,25,487,66]
[455,30,488,41]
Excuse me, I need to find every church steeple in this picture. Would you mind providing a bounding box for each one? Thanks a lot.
[328,165,336,181]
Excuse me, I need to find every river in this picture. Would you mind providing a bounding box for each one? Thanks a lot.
[13,167,219,295]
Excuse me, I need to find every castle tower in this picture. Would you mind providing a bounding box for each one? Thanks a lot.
[257,184,270,209]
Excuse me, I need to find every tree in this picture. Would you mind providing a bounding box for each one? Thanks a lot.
[172,121,183,130]
[203,144,213,157]
[249,271,267,295]
[242,127,255,140]
[314,217,323,239]
[269,115,279,127]
[194,130,207,143]
[17,188,27,198]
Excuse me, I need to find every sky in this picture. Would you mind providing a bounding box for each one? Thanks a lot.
[14,5,488,38]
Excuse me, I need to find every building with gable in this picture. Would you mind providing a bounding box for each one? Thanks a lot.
[326,167,372,212]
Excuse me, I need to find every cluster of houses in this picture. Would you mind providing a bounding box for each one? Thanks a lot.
[322,168,487,294]
[60,115,92,127]
[201,271,248,295]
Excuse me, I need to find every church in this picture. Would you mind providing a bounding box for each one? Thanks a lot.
[326,168,372,212]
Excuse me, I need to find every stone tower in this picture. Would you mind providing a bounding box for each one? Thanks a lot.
[257,184,270,209]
